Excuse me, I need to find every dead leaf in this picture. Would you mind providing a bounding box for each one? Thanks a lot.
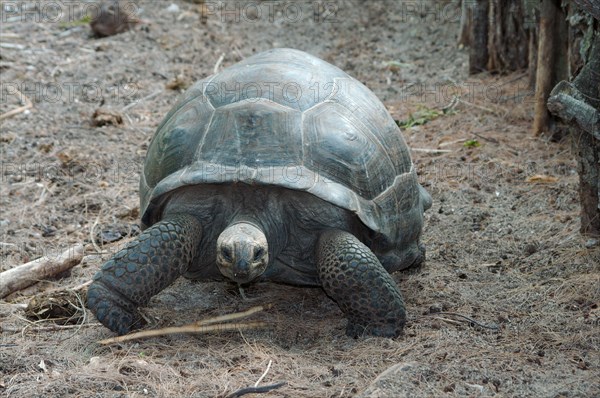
[92,108,123,127]
[38,359,47,373]
[166,74,191,91]
[526,175,559,183]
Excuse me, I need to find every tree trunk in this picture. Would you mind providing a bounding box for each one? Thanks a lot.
[576,132,600,236]
[458,0,472,47]
[487,0,530,72]
[547,30,600,236]
[533,0,559,136]
[569,30,599,237]
[571,0,600,20]
[469,0,489,74]
[528,23,539,89]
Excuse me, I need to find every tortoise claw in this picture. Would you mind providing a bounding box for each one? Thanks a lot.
[87,280,145,335]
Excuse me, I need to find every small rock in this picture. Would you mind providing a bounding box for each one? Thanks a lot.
[584,239,598,248]
[100,229,125,243]
[166,3,180,13]
[90,2,142,38]
[523,242,538,256]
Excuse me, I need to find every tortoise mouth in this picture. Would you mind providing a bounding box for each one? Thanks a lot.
[218,259,268,284]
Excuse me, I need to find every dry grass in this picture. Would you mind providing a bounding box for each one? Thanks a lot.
[1,1,599,397]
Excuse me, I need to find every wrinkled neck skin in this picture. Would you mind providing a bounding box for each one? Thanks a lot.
[234,188,288,256]
[219,187,288,282]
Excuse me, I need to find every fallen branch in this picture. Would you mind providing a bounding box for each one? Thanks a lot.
[547,81,600,139]
[0,244,84,299]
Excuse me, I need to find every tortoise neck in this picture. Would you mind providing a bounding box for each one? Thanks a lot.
[229,214,262,230]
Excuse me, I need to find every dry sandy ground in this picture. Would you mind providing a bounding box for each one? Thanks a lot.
[1,1,599,397]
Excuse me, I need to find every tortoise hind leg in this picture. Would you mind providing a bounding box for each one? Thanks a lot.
[87,214,202,335]
[316,229,406,338]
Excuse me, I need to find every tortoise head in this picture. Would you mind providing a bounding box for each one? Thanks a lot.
[216,222,269,284]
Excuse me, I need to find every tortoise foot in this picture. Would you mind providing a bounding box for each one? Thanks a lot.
[316,229,406,338]
[87,280,145,335]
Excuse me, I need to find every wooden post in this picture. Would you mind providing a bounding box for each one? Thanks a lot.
[533,0,558,136]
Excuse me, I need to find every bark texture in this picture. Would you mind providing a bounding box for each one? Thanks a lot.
[533,0,559,135]
[469,0,489,74]
[548,29,600,236]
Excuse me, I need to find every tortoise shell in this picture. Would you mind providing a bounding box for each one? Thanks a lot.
[140,48,431,246]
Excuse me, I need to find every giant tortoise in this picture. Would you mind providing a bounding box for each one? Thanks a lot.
[87,48,432,337]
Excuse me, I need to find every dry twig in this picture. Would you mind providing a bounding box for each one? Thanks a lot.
[99,321,268,345]
[213,52,226,74]
[471,131,500,144]
[195,305,268,326]
[99,305,270,344]
[458,98,498,114]
[254,360,273,387]
[410,148,452,154]
[429,312,499,330]
[122,90,162,112]
[0,88,33,121]
[225,382,287,398]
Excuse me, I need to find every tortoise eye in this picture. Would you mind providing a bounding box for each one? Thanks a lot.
[253,248,265,261]
[221,247,233,261]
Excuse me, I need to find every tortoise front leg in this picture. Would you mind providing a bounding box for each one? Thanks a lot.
[316,229,406,338]
[87,214,202,335]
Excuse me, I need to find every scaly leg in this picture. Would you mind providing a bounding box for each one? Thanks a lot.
[87,214,202,335]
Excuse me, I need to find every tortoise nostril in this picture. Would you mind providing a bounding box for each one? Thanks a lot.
[236,259,249,271]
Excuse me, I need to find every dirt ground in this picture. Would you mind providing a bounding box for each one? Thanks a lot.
[1,1,599,397]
